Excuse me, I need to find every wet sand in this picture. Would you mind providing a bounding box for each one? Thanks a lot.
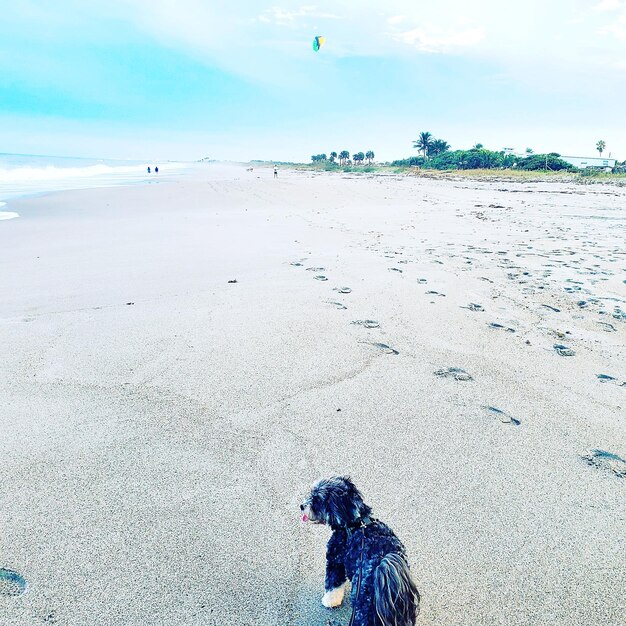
[0,164,625,625]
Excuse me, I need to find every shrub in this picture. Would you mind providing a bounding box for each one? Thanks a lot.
[516,153,574,171]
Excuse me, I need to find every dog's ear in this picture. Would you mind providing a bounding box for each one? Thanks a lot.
[324,476,371,527]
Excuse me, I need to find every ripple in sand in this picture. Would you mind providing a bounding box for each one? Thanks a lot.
[581,449,626,478]
[352,320,380,329]
[483,405,521,426]
[372,342,399,355]
[554,344,575,357]
[334,287,352,294]
[0,569,27,596]
[326,301,347,310]
[541,304,561,313]
[314,275,328,281]
[488,322,516,333]
[434,367,473,381]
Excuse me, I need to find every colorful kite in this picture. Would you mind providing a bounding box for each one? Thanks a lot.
[313,35,325,52]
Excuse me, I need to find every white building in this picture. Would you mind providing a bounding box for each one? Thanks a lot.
[561,155,616,170]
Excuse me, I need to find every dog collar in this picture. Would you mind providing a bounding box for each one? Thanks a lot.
[346,515,373,531]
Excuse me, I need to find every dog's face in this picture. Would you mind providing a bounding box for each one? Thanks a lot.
[300,476,370,528]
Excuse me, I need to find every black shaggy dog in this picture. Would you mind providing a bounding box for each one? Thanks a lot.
[300,476,420,626]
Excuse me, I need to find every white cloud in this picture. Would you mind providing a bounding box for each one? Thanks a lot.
[594,0,624,10]
[393,25,484,52]
[600,13,626,37]
[258,5,341,26]
[71,0,626,93]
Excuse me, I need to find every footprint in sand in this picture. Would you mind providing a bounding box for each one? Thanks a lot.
[371,342,399,355]
[0,569,27,597]
[488,322,516,333]
[461,303,484,312]
[554,344,575,357]
[596,374,623,385]
[597,321,616,332]
[326,301,347,310]
[352,320,380,329]
[541,304,561,313]
[417,278,428,284]
[581,449,626,478]
[482,405,521,426]
[306,267,326,272]
[388,267,403,273]
[613,306,626,320]
[290,262,304,267]
[426,290,446,297]
[334,287,352,294]
[434,367,473,381]
[314,275,328,281]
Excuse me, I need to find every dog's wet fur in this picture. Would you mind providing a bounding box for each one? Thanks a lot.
[301,476,420,626]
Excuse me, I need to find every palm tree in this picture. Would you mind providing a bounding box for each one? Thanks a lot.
[596,140,606,157]
[330,151,337,163]
[472,143,484,150]
[525,147,534,154]
[339,150,350,166]
[413,132,433,160]
[353,152,365,165]
[365,150,375,165]
[429,140,450,157]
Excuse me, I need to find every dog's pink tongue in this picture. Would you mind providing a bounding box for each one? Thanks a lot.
[301,514,309,522]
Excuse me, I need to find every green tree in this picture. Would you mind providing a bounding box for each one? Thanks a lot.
[517,153,573,171]
[391,156,425,167]
[353,151,365,165]
[472,143,484,150]
[429,139,450,157]
[525,147,534,154]
[330,151,337,163]
[413,132,433,160]
[339,150,350,166]
[596,140,606,156]
[365,150,375,165]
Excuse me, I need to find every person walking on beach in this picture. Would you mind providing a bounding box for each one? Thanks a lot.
[155,166,159,174]
[274,165,278,178]
[147,166,151,174]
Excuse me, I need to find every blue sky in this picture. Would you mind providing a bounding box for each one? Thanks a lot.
[1,0,625,161]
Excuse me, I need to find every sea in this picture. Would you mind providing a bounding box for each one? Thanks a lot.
[0,153,190,220]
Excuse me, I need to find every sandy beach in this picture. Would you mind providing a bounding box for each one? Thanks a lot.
[1,164,625,625]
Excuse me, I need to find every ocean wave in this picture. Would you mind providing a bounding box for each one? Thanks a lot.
[0,163,150,183]
[0,203,19,220]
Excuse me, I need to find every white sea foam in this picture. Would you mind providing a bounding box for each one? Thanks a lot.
[0,202,19,220]
[0,163,148,183]
[0,155,190,202]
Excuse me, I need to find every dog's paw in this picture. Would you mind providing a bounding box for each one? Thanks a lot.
[322,586,345,608]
